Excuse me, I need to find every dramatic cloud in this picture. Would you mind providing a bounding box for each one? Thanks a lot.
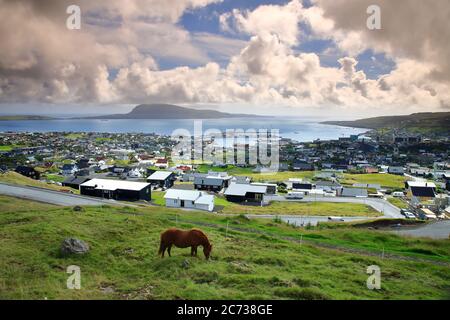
[0,0,449,113]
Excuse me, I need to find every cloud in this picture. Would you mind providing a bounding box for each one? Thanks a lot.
[0,0,449,114]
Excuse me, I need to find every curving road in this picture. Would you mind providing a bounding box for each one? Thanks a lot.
[0,183,128,206]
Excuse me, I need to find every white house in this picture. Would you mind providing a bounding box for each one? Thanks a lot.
[164,189,214,212]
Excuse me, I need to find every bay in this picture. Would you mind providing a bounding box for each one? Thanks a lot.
[0,117,368,142]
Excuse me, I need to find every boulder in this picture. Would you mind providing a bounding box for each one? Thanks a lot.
[61,238,90,255]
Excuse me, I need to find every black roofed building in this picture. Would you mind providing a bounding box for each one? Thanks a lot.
[224,183,268,204]
[194,175,232,192]
[147,171,176,189]
[62,175,92,189]
[80,178,151,201]
[15,166,40,180]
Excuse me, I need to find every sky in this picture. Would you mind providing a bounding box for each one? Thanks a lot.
[0,0,449,118]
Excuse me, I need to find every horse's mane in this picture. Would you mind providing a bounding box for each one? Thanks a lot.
[190,229,210,242]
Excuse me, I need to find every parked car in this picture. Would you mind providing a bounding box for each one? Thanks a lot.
[392,191,405,197]
[328,216,345,222]
[404,212,416,219]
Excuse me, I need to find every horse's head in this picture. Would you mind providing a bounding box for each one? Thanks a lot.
[203,243,212,260]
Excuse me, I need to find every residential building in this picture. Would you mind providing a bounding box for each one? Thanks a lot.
[147,171,176,189]
[80,179,151,201]
[224,183,268,204]
[164,189,214,212]
[15,165,40,180]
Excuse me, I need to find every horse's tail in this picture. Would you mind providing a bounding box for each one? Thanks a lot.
[158,239,164,255]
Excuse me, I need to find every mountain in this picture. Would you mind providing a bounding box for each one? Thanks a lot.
[322,112,450,135]
[84,104,262,119]
[0,115,56,121]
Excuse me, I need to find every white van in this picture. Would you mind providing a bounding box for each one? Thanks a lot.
[286,192,304,199]
[392,191,404,197]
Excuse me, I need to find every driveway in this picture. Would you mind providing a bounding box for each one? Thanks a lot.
[0,183,130,207]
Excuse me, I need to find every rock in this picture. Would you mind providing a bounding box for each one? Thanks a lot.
[73,206,84,212]
[61,238,90,255]
[181,259,190,269]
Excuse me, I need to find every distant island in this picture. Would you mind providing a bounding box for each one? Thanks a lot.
[82,104,263,120]
[322,112,450,135]
[0,115,56,121]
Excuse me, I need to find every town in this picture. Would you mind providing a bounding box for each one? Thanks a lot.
[1,130,449,222]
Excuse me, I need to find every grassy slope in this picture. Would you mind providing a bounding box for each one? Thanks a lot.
[0,172,75,193]
[0,202,448,300]
[216,197,379,216]
[0,195,57,213]
[341,173,407,189]
[387,197,408,209]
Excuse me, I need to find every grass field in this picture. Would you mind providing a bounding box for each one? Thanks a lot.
[0,201,448,300]
[0,195,57,213]
[215,197,379,216]
[44,174,66,183]
[340,173,407,189]
[0,144,25,151]
[0,172,75,193]
[387,197,409,209]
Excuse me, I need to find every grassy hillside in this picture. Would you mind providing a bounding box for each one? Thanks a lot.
[0,195,57,213]
[0,199,448,300]
[323,112,450,135]
[0,171,75,193]
[341,173,407,189]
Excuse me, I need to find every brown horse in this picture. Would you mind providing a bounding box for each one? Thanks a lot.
[159,228,212,259]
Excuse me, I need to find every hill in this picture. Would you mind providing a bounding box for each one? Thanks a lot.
[0,200,449,299]
[322,112,450,135]
[84,104,262,120]
[0,115,55,121]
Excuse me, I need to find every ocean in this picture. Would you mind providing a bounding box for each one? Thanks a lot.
[0,117,368,142]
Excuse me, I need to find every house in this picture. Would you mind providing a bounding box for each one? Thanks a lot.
[15,166,40,180]
[76,158,90,169]
[62,176,92,189]
[338,187,368,198]
[406,181,436,201]
[61,164,78,176]
[147,171,176,189]
[231,176,252,184]
[250,182,277,194]
[443,174,450,191]
[80,179,151,201]
[155,158,169,169]
[315,180,341,192]
[127,167,145,178]
[292,161,314,171]
[164,189,214,212]
[194,175,232,192]
[109,166,130,176]
[224,183,268,204]
[182,172,206,182]
[388,166,404,175]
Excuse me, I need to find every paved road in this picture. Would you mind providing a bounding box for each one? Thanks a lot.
[393,221,450,239]
[0,183,127,206]
[265,195,403,218]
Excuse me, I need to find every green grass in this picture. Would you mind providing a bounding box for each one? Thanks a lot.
[0,144,25,151]
[247,171,316,183]
[0,204,449,300]
[387,197,408,209]
[340,173,407,189]
[151,191,165,206]
[44,174,66,183]
[0,195,57,213]
[0,172,75,193]
[215,197,379,216]
[65,133,85,140]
